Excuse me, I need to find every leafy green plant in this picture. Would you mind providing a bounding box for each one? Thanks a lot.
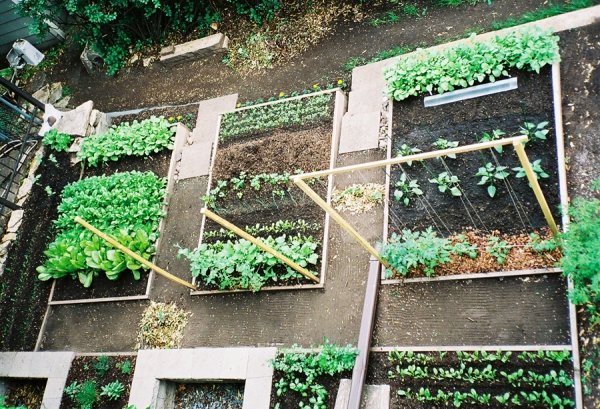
[44,185,55,196]
[0,396,26,409]
[93,355,111,376]
[271,340,358,409]
[74,380,98,409]
[519,121,550,142]
[491,0,594,30]
[396,144,422,166]
[116,359,133,375]
[385,29,560,101]
[513,159,550,180]
[42,129,73,152]
[528,232,560,253]
[402,4,419,16]
[393,173,423,206]
[37,171,166,287]
[486,236,510,264]
[179,235,320,291]
[65,381,80,399]
[452,234,478,258]
[479,129,506,153]
[220,93,332,142]
[429,172,461,196]
[203,219,320,241]
[78,116,175,166]
[432,138,459,158]
[475,162,510,197]
[100,381,124,401]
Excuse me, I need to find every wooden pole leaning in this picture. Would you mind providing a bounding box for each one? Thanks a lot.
[201,208,320,283]
[74,216,197,290]
[293,177,394,272]
[512,141,560,236]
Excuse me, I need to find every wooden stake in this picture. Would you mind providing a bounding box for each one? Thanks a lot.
[74,216,197,290]
[294,178,396,273]
[201,208,320,283]
[513,142,560,236]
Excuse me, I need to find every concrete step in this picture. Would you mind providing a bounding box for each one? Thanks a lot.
[347,87,385,115]
[178,142,213,180]
[192,94,238,144]
[338,111,380,154]
[334,379,390,409]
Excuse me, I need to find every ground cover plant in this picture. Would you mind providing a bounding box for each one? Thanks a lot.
[42,128,73,152]
[380,349,576,408]
[62,355,136,409]
[36,171,166,287]
[180,91,334,291]
[384,28,560,101]
[78,116,175,167]
[270,340,358,409]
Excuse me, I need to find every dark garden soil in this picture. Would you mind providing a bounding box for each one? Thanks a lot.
[84,148,171,179]
[2,378,46,408]
[174,382,244,408]
[0,151,79,351]
[389,66,560,238]
[62,355,136,409]
[51,270,150,301]
[269,370,351,409]
[366,351,575,408]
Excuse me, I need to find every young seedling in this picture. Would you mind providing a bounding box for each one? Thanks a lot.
[479,129,506,153]
[513,159,549,180]
[429,172,461,197]
[486,236,510,264]
[432,138,459,158]
[393,173,423,206]
[519,121,549,142]
[396,144,422,166]
[475,162,510,197]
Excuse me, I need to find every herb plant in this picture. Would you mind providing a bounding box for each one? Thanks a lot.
[385,29,560,101]
[93,355,110,376]
[475,162,510,197]
[100,381,124,401]
[513,159,550,180]
[393,173,423,206]
[42,128,73,152]
[116,359,133,374]
[479,129,506,153]
[78,116,175,166]
[429,172,461,196]
[519,121,549,142]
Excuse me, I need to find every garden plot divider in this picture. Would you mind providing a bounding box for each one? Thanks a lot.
[190,88,345,295]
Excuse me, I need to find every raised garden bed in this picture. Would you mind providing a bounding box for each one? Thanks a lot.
[174,382,244,409]
[180,89,342,293]
[367,349,576,408]
[1,378,45,408]
[62,355,136,409]
[382,66,564,279]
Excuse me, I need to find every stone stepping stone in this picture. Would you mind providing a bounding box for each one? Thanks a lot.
[338,111,380,154]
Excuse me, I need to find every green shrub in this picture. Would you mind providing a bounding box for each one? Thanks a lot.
[37,171,166,287]
[271,340,358,409]
[179,234,319,292]
[219,93,332,142]
[384,28,560,101]
[42,129,73,152]
[78,116,175,167]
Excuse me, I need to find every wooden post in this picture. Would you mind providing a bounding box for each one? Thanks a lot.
[74,216,197,290]
[201,208,320,283]
[293,178,395,272]
[513,142,560,236]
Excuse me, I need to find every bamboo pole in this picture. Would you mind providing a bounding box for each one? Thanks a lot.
[201,208,320,283]
[293,178,395,273]
[295,135,528,180]
[512,142,560,236]
[74,216,197,290]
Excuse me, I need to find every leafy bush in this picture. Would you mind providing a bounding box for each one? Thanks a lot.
[219,93,332,142]
[37,171,166,287]
[100,381,124,401]
[271,340,358,409]
[385,28,560,101]
[42,129,73,152]
[78,116,175,167]
[179,235,319,291]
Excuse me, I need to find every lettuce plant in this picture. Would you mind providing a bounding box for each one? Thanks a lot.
[42,129,73,152]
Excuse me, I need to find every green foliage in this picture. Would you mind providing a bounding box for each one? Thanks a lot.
[116,359,133,375]
[227,0,281,25]
[528,232,559,253]
[369,11,400,27]
[479,129,506,153]
[219,93,332,142]
[475,162,510,198]
[520,121,550,142]
[100,380,124,401]
[429,172,462,197]
[402,4,419,16]
[432,138,459,158]
[78,116,175,167]
[561,184,600,307]
[385,28,560,101]
[42,129,73,152]
[203,219,320,240]
[37,171,166,287]
[486,236,510,264]
[271,340,358,409]
[513,159,550,180]
[0,396,26,409]
[396,143,422,166]
[65,381,80,399]
[179,235,319,291]
[393,172,423,206]
[74,380,98,409]
[491,0,595,31]
[380,228,455,277]
[93,355,111,376]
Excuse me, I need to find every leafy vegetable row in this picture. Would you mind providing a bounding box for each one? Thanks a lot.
[37,171,166,287]
[385,28,560,101]
[78,116,175,166]
[203,219,321,240]
[178,234,320,292]
[219,92,333,142]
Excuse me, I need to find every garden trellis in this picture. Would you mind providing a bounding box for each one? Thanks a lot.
[292,134,559,268]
